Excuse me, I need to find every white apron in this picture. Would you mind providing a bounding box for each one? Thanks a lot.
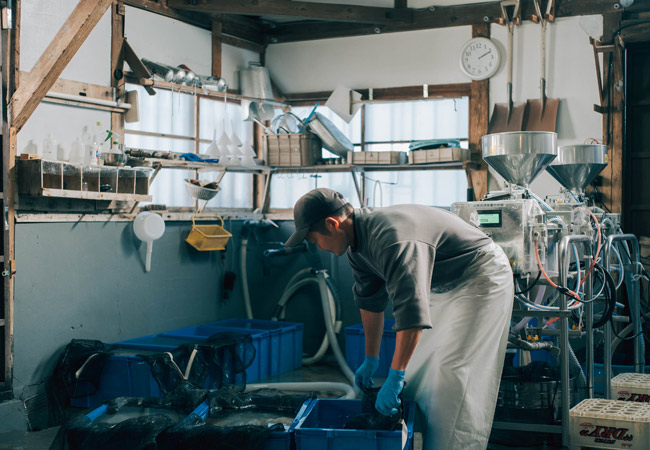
[403,242,514,450]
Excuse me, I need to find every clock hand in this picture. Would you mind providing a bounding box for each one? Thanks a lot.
[478,50,491,59]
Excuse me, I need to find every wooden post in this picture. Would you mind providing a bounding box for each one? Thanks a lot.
[1,0,20,395]
[212,20,223,79]
[467,23,490,201]
[600,12,623,214]
[111,1,126,145]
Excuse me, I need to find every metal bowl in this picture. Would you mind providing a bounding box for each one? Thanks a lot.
[103,152,128,167]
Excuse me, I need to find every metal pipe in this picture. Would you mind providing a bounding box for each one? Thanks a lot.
[559,234,591,448]
[604,234,641,378]
[585,255,594,398]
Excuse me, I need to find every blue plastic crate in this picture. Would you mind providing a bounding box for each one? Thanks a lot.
[294,398,415,450]
[345,320,396,377]
[188,398,312,450]
[70,354,161,409]
[159,326,270,382]
[212,319,304,375]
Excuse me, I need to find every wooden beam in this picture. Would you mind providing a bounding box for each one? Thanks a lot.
[267,0,633,43]
[122,39,156,95]
[212,20,223,79]
[167,0,413,24]
[112,2,126,144]
[9,0,112,133]
[284,83,471,107]
[467,23,490,201]
[1,0,19,391]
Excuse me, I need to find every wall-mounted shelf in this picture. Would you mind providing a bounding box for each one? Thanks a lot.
[17,159,153,202]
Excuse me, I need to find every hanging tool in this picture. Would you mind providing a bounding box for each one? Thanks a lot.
[524,0,560,131]
[489,0,526,133]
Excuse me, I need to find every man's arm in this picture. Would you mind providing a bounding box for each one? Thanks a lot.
[360,309,384,357]
[392,327,422,371]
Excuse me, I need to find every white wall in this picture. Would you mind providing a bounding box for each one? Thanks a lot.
[266,15,604,198]
[17,2,259,157]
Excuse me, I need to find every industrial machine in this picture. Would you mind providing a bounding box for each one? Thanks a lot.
[452,132,644,448]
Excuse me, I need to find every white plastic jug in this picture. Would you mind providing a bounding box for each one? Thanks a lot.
[133,212,165,272]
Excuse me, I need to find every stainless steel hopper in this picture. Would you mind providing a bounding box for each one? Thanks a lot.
[546,144,608,192]
[482,131,557,187]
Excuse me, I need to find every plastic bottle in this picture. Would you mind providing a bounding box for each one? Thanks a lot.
[93,122,109,165]
[23,139,39,157]
[70,138,84,164]
[82,126,96,165]
[42,134,57,160]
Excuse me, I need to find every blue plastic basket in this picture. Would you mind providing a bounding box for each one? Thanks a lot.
[70,354,161,409]
[188,398,312,450]
[211,319,304,375]
[294,398,415,450]
[345,320,396,377]
[159,325,270,382]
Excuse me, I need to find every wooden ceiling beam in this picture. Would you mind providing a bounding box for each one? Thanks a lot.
[267,0,649,43]
[10,0,113,133]
[167,0,413,24]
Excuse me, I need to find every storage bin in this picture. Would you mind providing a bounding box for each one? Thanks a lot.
[188,398,312,450]
[294,399,415,450]
[70,354,161,409]
[590,363,650,396]
[211,319,303,375]
[160,326,270,382]
[345,319,396,377]
[611,373,650,402]
[570,398,650,450]
[265,133,322,167]
[185,216,232,251]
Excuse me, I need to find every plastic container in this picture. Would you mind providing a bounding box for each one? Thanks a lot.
[70,354,161,409]
[160,325,270,382]
[591,364,650,396]
[211,319,303,375]
[294,399,415,450]
[345,319,396,377]
[570,398,650,450]
[188,399,312,450]
[185,216,232,251]
[611,373,650,402]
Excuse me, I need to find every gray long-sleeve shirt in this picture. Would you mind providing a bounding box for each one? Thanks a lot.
[347,205,491,331]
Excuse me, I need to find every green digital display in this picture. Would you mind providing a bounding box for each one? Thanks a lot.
[478,211,502,227]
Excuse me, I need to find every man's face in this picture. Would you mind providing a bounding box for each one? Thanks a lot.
[306,229,349,256]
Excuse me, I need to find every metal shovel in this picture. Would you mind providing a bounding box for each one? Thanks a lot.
[524,0,560,132]
[489,0,526,133]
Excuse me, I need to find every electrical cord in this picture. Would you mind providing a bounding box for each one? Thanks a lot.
[593,263,617,329]
[514,271,541,295]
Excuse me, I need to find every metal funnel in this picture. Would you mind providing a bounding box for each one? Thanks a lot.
[546,144,608,192]
[482,132,557,186]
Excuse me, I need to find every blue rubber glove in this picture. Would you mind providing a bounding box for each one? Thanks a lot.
[355,355,379,388]
[376,368,405,416]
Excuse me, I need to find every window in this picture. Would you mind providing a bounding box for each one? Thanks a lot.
[269,97,469,209]
[124,84,254,209]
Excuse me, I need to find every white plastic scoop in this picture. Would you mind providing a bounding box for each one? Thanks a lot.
[133,212,165,272]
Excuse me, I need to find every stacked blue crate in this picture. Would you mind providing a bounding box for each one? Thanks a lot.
[345,319,397,377]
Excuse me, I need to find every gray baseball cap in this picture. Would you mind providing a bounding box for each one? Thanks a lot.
[285,188,348,247]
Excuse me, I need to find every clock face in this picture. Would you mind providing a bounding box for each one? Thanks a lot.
[459,37,500,81]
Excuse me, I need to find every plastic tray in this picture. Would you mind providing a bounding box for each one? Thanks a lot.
[294,398,415,450]
[345,319,396,377]
[211,319,303,375]
[188,399,312,450]
[611,373,650,402]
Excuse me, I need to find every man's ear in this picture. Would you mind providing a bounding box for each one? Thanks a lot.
[324,216,341,231]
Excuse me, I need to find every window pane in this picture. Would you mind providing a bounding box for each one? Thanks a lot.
[197,142,253,208]
[125,84,195,137]
[363,170,467,208]
[270,172,361,209]
[199,98,253,148]
[365,98,469,143]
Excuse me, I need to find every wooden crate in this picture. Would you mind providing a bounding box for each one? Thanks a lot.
[347,151,407,165]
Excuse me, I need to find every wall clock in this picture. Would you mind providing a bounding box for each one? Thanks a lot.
[459,37,500,81]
